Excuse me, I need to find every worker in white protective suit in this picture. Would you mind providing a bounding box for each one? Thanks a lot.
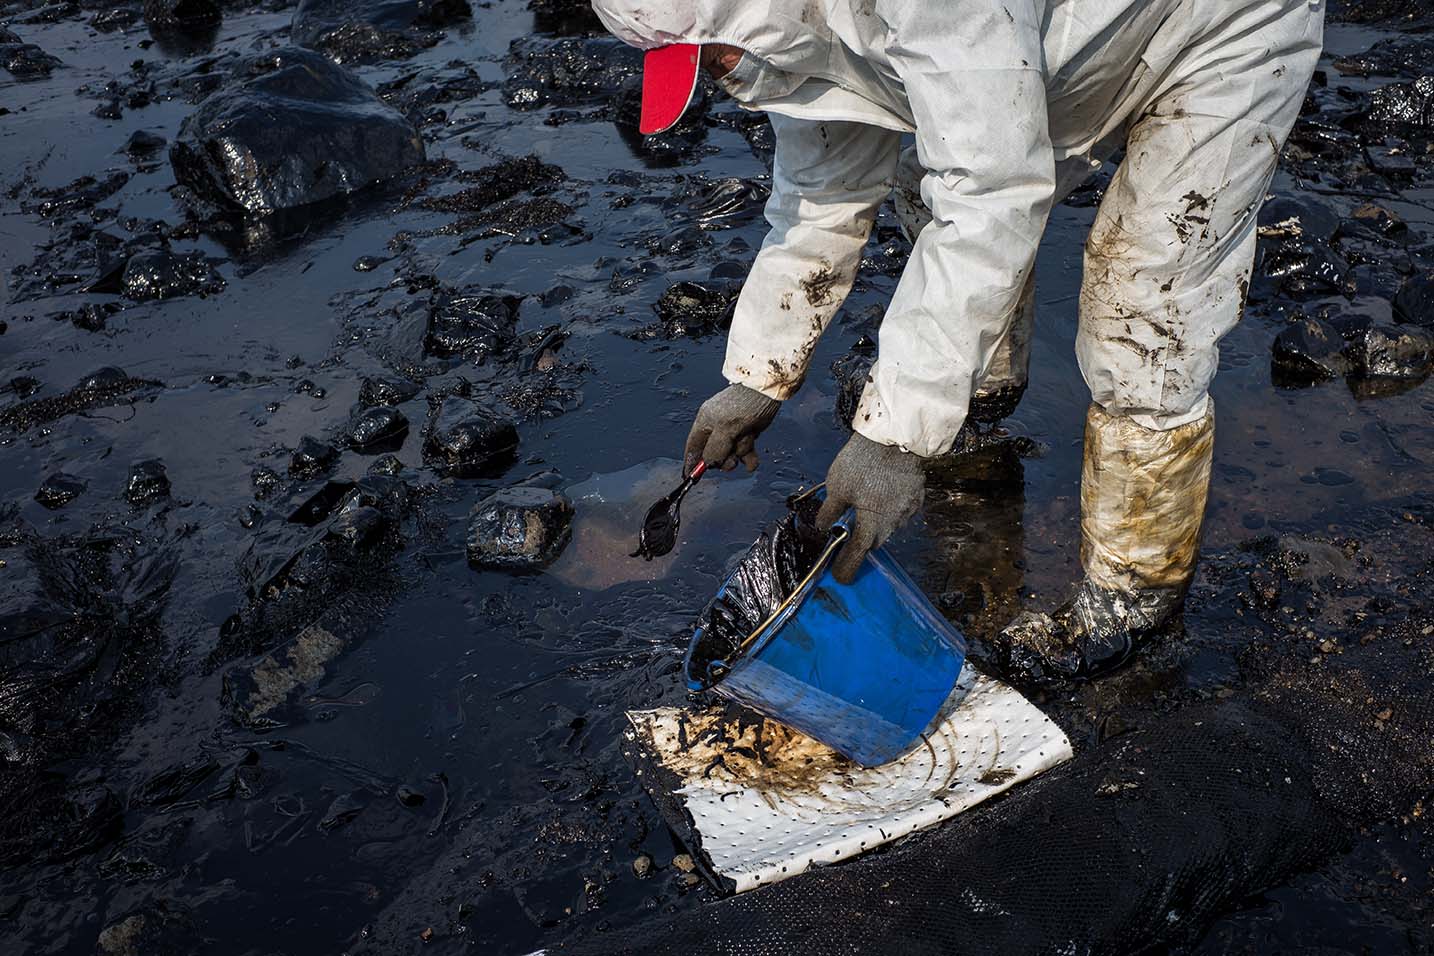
[591,0,1324,683]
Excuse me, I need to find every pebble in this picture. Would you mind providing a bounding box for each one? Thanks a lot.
[368,454,404,476]
[359,376,421,407]
[289,436,339,478]
[251,465,282,499]
[347,405,409,452]
[125,459,170,505]
[35,472,86,509]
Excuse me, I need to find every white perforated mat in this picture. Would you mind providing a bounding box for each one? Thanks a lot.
[624,666,1072,894]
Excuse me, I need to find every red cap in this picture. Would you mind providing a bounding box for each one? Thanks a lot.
[639,43,701,135]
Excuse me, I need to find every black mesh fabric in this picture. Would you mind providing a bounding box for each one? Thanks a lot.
[553,646,1434,956]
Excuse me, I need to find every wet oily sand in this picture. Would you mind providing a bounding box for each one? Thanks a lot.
[632,704,858,799]
[0,0,1432,954]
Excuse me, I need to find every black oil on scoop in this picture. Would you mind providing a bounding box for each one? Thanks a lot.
[631,460,707,560]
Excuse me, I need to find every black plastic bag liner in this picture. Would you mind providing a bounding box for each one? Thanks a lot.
[687,494,826,682]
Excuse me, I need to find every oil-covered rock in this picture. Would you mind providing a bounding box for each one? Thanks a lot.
[289,436,340,478]
[142,0,222,32]
[502,36,642,111]
[120,250,226,301]
[359,376,422,407]
[424,396,519,474]
[1395,269,1434,325]
[35,473,87,510]
[124,460,171,505]
[1271,314,1353,385]
[347,405,410,452]
[291,0,472,65]
[169,48,426,215]
[425,291,523,360]
[466,486,574,570]
[0,27,61,78]
[1346,323,1434,380]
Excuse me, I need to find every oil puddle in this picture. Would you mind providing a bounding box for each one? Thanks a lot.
[548,458,764,591]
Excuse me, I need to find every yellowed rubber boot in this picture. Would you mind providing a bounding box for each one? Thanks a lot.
[999,402,1214,684]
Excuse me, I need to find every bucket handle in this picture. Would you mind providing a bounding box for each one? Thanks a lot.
[711,490,851,671]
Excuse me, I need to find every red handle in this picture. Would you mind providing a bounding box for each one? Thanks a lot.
[689,459,708,481]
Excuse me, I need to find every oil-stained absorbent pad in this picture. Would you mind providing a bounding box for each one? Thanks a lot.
[624,666,1072,893]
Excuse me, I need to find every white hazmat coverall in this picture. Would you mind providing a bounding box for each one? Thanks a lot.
[593,0,1324,680]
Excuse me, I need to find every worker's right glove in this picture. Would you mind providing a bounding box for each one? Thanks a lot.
[683,383,781,475]
[816,433,926,585]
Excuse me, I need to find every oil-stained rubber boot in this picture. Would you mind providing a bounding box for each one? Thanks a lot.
[996,402,1215,684]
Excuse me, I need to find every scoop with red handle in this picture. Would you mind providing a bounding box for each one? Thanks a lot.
[631,459,707,560]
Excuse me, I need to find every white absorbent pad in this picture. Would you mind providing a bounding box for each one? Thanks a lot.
[624,666,1072,894]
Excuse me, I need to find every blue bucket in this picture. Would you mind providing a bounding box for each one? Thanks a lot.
[684,489,966,767]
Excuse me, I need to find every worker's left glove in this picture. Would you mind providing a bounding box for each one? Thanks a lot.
[815,433,926,585]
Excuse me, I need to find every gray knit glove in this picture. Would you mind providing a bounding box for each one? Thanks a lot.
[816,432,926,584]
[683,384,782,474]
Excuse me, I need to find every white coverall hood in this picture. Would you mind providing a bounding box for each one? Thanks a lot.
[589,0,908,125]
[589,0,825,63]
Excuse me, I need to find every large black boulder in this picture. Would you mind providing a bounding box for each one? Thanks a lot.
[170,48,426,215]
[292,0,472,64]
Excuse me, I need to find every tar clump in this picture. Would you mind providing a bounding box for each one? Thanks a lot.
[347,406,410,452]
[124,460,171,506]
[502,36,642,111]
[423,396,519,475]
[0,27,62,78]
[425,291,524,360]
[289,436,340,479]
[143,0,222,33]
[689,495,826,680]
[291,0,472,65]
